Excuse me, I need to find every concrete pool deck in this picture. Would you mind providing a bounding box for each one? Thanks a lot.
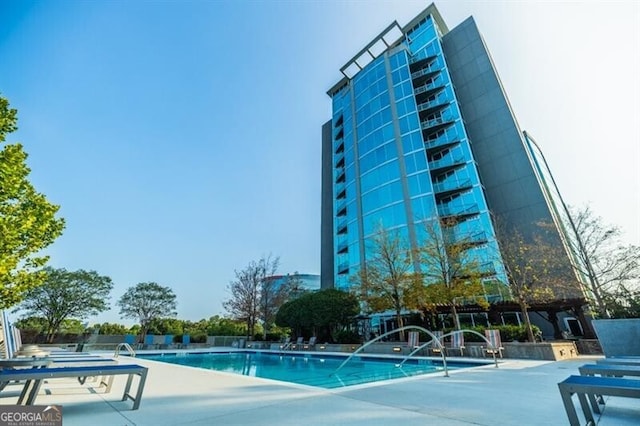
[0,351,638,425]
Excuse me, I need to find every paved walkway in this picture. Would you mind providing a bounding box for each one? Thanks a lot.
[0,354,638,425]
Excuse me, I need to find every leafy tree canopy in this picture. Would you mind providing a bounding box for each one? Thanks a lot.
[16,267,113,342]
[0,96,65,308]
[275,289,359,342]
[117,282,177,339]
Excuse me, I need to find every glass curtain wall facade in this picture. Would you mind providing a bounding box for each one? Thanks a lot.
[325,5,508,296]
[523,132,588,283]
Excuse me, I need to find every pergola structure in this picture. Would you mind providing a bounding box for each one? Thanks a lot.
[430,298,594,339]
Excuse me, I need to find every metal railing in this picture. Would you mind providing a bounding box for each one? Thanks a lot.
[114,342,136,358]
[332,325,449,377]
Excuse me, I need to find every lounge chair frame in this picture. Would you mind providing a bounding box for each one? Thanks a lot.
[578,363,640,414]
[0,363,148,410]
[558,374,640,426]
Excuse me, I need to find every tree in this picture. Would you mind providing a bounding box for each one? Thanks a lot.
[16,267,113,343]
[223,255,284,340]
[351,227,415,341]
[497,225,576,342]
[310,289,360,341]
[0,96,65,308]
[603,283,640,318]
[203,315,247,336]
[146,317,184,336]
[275,289,359,342]
[411,219,489,330]
[14,316,48,334]
[567,206,640,318]
[91,322,130,335]
[117,282,177,341]
[256,255,288,340]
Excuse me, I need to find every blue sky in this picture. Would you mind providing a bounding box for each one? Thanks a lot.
[1,1,638,325]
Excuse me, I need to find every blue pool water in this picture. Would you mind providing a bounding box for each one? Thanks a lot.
[141,351,475,389]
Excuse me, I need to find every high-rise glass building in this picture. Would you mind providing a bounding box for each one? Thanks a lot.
[321,4,585,303]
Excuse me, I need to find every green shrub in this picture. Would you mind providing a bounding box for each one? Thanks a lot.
[493,324,541,342]
[334,330,360,344]
[190,333,207,344]
[264,332,284,342]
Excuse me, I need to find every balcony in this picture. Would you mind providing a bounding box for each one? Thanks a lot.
[335,170,346,184]
[432,179,473,199]
[337,262,349,275]
[463,231,487,244]
[336,186,346,200]
[428,155,466,173]
[335,152,345,168]
[335,140,344,155]
[335,128,344,141]
[413,77,446,99]
[337,220,347,234]
[409,54,438,69]
[437,203,479,220]
[416,97,450,117]
[478,262,497,277]
[411,69,440,87]
[337,243,348,254]
[424,133,460,154]
[334,115,344,128]
[443,229,486,244]
[420,116,455,135]
[336,201,347,217]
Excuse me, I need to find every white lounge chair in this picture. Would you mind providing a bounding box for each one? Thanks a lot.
[483,329,504,358]
[448,331,465,356]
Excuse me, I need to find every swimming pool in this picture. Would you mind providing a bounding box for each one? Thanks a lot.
[141,351,477,389]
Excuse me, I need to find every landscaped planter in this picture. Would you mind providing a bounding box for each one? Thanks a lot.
[503,341,578,360]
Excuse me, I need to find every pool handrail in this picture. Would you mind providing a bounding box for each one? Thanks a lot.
[331,325,449,377]
[114,342,136,358]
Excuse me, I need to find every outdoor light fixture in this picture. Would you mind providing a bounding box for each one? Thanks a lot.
[393,347,402,352]
[319,345,326,350]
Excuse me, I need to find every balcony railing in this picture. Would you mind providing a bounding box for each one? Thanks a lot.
[416,97,449,114]
[413,77,446,97]
[411,61,441,80]
[420,115,455,131]
[478,262,497,276]
[428,155,466,171]
[444,230,487,247]
[437,203,479,218]
[337,262,349,275]
[409,54,438,67]
[432,179,472,195]
[424,131,459,151]
[337,220,348,234]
